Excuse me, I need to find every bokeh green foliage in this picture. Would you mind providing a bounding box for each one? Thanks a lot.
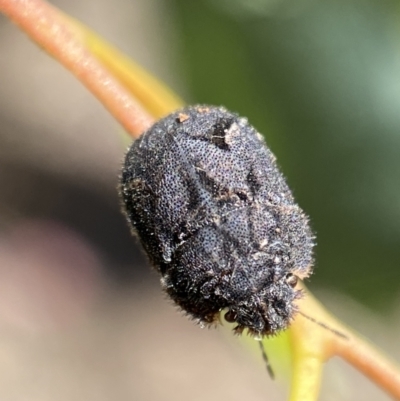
[171,0,400,309]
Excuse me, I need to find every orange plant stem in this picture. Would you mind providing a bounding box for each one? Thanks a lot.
[0,0,154,138]
[291,288,400,400]
[333,331,400,399]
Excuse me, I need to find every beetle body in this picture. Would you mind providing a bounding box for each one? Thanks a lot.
[120,105,314,336]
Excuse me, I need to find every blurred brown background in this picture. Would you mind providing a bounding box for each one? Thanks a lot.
[0,0,399,400]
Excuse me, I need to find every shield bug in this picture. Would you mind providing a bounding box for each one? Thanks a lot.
[120,105,314,338]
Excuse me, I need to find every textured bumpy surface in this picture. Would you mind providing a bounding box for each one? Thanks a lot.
[120,105,314,336]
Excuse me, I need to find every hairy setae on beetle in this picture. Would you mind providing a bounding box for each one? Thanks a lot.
[120,105,314,337]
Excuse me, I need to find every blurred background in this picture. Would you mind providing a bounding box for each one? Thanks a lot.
[0,0,399,400]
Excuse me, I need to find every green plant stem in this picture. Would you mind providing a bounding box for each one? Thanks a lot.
[288,352,323,401]
[288,287,400,400]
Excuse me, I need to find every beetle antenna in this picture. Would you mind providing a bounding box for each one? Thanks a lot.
[298,311,348,339]
[258,340,275,379]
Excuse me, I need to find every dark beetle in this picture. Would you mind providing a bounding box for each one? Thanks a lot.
[120,105,314,337]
